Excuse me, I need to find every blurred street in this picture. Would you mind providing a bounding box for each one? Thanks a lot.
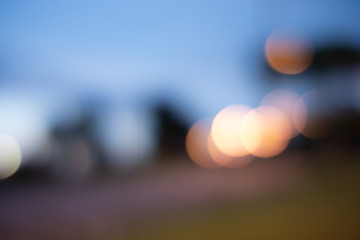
[0,153,307,239]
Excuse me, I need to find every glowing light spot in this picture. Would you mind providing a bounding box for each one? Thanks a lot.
[0,133,22,179]
[207,133,253,168]
[186,119,219,169]
[251,133,289,158]
[260,89,307,137]
[241,107,290,158]
[211,105,251,157]
[240,110,264,153]
[265,29,313,75]
[258,106,292,141]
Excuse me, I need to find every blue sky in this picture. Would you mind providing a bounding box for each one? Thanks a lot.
[0,0,360,123]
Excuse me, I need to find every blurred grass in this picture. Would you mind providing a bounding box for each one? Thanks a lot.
[124,167,360,240]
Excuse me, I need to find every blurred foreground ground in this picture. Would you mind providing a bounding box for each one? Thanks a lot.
[1,151,360,239]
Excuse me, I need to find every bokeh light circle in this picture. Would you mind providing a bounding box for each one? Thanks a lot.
[207,133,253,168]
[211,105,251,157]
[258,106,292,141]
[260,89,307,137]
[0,133,22,179]
[241,106,290,158]
[265,29,313,75]
[239,110,264,153]
[186,118,220,169]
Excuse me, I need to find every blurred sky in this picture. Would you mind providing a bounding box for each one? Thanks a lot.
[0,0,360,122]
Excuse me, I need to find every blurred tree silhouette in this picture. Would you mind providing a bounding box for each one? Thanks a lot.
[310,45,360,72]
[153,103,188,163]
[49,110,107,178]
